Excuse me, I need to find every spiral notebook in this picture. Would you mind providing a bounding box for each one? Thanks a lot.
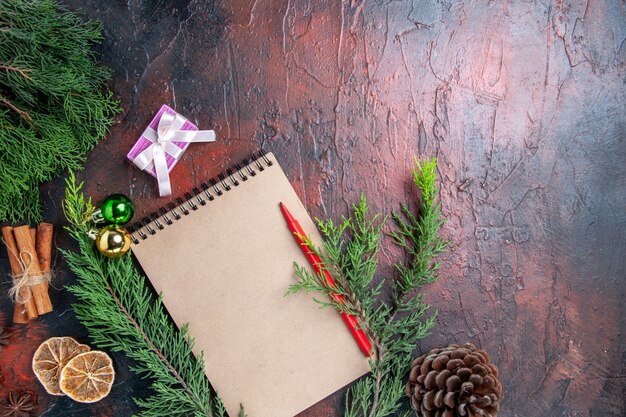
[130,152,370,417]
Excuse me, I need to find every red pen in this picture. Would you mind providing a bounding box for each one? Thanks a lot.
[280,202,372,357]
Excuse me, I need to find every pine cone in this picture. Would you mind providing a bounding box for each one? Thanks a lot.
[406,343,502,417]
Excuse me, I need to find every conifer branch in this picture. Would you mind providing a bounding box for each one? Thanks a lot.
[0,0,120,223]
[62,173,229,417]
[288,157,447,417]
[0,94,31,122]
[105,278,201,410]
[0,63,32,79]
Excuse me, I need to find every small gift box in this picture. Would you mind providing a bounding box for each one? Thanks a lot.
[127,104,215,197]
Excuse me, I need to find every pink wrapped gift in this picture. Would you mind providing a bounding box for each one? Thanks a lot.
[127,104,215,197]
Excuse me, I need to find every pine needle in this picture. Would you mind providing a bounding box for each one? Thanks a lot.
[287,157,448,417]
[0,0,120,223]
[62,172,230,417]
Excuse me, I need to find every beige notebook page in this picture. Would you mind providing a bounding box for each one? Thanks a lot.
[131,153,370,417]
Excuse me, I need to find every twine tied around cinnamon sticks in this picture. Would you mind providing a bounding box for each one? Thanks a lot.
[7,251,52,303]
[2,224,54,324]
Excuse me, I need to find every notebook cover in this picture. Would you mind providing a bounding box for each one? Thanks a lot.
[131,153,370,417]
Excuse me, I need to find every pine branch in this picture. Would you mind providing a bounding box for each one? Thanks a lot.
[0,0,120,223]
[61,173,229,417]
[389,157,447,310]
[287,158,447,417]
[0,93,31,122]
[0,63,32,79]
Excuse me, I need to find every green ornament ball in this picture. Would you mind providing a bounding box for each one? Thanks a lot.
[95,194,134,225]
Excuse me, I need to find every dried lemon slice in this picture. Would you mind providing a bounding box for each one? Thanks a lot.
[59,350,115,403]
[32,337,91,395]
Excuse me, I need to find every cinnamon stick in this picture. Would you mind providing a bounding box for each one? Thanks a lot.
[1,226,38,323]
[29,227,37,245]
[13,225,53,315]
[36,223,53,295]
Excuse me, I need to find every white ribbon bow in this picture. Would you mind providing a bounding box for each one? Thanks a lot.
[133,111,216,196]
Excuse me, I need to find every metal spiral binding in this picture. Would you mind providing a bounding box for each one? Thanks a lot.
[128,151,272,244]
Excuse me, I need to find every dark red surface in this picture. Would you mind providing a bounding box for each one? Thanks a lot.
[1,1,624,416]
